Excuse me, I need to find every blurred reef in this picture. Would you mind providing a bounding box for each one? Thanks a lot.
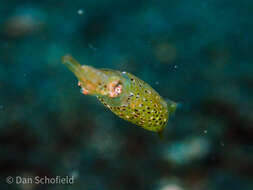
[0,0,253,190]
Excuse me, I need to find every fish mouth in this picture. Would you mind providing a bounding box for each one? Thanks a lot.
[62,55,113,96]
[62,55,84,80]
[62,55,103,94]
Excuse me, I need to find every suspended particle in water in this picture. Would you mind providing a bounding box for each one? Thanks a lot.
[70,170,79,180]
[174,65,178,69]
[77,9,84,15]
[88,43,97,51]
[159,183,183,190]
[0,105,4,110]
[155,81,159,85]
[204,130,207,134]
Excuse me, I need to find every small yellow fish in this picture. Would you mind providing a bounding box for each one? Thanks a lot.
[62,55,177,137]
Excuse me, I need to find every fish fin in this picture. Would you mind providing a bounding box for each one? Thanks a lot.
[158,130,165,141]
[166,99,179,115]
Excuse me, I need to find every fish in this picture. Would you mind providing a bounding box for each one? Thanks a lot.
[62,55,178,137]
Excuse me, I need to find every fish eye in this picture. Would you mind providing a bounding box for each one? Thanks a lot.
[108,80,123,97]
[114,83,122,95]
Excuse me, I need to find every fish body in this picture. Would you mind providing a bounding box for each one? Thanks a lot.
[62,55,177,134]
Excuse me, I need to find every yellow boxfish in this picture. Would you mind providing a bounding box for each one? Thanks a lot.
[62,55,178,137]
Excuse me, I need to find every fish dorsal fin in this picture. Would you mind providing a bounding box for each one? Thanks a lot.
[166,99,178,115]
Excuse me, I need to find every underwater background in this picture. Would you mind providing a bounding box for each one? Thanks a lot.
[1,0,253,190]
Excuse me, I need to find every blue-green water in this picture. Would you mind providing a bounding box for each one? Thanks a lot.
[0,0,253,190]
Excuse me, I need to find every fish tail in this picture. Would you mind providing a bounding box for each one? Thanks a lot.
[158,130,165,141]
